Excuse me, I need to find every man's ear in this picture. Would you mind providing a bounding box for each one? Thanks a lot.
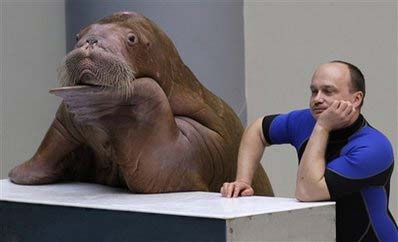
[352,91,364,109]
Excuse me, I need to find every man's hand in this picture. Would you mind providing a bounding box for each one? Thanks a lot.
[317,100,357,132]
[219,116,269,198]
[220,181,254,198]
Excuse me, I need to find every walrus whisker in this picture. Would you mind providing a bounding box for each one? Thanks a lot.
[128,81,135,100]
[58,62,74,87]
[58,47,136,90]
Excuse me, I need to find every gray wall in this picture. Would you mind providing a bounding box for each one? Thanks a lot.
[1,0,65,179]
[65,0,246,124]
[244,0,397,219]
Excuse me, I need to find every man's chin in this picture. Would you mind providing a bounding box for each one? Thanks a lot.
[310,110,322,119]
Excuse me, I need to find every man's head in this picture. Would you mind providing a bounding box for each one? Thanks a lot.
[309,61,365,119]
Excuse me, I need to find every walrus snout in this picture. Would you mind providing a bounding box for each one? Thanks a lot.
[86,36,98,46]
[58,46,135,92]
[76,34,107,50]
[78,69,97,85]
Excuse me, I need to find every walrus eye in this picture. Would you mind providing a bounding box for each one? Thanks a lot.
[127,34,138,45]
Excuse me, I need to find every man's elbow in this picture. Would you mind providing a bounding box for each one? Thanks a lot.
[295,183,330,202]
[295,185,313,202]
[295,183,328,202]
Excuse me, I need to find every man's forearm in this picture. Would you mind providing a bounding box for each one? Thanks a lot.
[235,118,266,185]
[295,123,330,201]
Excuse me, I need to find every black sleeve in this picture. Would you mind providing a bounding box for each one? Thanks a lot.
[324,164,393,201]
[262,114,279,145]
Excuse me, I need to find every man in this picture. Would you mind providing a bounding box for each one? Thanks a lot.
[220,61,398,242]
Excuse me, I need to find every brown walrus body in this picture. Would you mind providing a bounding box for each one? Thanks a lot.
[8,12,273,195]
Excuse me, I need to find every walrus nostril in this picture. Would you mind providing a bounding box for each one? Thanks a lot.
[86,37,98,45]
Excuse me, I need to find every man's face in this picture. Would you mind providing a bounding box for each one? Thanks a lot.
[309,63,358,119]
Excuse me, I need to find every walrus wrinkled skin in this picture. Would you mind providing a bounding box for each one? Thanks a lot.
[9,12,274,195]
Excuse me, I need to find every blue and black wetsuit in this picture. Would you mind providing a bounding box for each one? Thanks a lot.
[262,109,398,242]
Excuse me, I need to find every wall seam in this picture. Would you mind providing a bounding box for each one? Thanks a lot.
[0,0,6,194]
[394,0,398,221]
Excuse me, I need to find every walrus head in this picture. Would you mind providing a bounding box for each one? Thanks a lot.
[58,11,186,98]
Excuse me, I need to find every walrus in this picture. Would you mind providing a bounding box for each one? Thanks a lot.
[8,11,273,195]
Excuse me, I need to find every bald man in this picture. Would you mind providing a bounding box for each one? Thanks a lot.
[221,61,398,242]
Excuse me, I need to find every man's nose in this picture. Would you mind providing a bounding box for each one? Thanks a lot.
[313,91,324,103]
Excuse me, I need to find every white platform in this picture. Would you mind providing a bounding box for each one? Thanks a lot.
[1,179,336,241]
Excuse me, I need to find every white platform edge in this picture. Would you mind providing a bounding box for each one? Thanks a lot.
[0,179,335,219]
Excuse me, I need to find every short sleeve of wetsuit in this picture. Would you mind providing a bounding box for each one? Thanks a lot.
[324,131,394,200]
[262,114,280,145]
[262,111,299,145]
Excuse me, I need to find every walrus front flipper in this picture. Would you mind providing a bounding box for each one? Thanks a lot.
[8,109,80,185]
[83,77,210,193]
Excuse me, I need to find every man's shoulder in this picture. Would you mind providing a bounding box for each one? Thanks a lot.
[280,108,313,121]
[287,108,311,116]
[264,108,313,127]
[348,123,394,161]
[283,108,315,127]
[352,123,391,146]
[332,122,395,178]
[263,108,314,146]
[266,108,315,134]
